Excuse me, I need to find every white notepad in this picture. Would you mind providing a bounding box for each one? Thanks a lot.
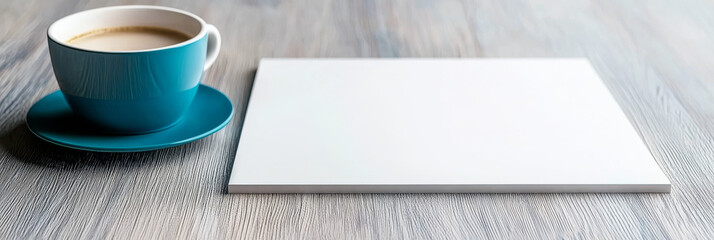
[228,59,670,193]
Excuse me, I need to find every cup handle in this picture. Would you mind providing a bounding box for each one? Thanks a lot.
[204,24,221,71]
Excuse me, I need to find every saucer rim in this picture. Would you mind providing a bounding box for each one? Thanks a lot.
[26,84,233,153]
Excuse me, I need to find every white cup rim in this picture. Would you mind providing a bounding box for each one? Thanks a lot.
[47,5,208,53]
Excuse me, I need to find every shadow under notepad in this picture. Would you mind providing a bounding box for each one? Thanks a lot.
[221,69,257,194]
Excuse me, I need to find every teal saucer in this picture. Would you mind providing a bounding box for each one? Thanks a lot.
[26,84,233,152]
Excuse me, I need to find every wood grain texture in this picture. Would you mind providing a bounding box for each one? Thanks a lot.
[0,0,713,238]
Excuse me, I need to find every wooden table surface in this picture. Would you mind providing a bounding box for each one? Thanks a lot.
[1,0,713,238]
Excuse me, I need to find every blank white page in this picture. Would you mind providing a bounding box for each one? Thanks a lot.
[229,59,670,193]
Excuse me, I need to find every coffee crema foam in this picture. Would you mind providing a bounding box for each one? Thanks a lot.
[66,26,192,51]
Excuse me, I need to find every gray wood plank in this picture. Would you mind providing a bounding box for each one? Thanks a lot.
[1,0,712,238]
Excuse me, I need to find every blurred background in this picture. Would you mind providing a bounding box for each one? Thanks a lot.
[3,0,714,130]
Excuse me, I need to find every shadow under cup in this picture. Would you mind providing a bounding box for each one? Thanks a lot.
[47,6,210,134]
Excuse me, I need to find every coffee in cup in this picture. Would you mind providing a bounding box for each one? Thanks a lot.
[66,26,192,51]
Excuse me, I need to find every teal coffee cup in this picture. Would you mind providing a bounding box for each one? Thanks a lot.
[47,5,221,134]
